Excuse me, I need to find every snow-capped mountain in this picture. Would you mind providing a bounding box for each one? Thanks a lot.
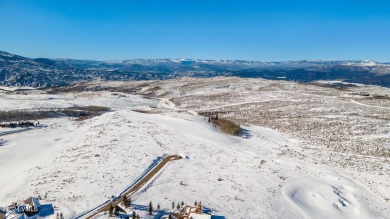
[1,51,389,88]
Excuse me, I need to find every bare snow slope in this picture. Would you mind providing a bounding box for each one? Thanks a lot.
[126,77,390,209]
[0,79,389,219]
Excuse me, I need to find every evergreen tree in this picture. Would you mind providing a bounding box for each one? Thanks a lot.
[132,211,136,219]
[136,214,140,219]
[114,206,120,216]
[60,212,64,219]
[157,203,160,211]
[148,201,153,215]
[123,196,129,207]
[56,213,59,219]
[194,201,198,206]
[177,203,180,210]
[129,197,132,206]
[208,117,211,123]
[172,201,175,209]
[181,201,184,206]
[109,204,114,217]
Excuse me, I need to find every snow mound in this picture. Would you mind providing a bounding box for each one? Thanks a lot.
[283,177,371,219]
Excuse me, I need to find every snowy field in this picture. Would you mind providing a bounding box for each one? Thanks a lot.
[0,77,389,219]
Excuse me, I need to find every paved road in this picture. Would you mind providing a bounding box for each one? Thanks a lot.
[74,154,182,219]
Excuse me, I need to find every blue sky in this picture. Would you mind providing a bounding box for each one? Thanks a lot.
[0,0,389,61]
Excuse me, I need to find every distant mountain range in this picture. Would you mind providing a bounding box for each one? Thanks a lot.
[1,51,389,88]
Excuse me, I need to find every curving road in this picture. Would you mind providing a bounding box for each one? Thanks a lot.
[74,154,182,219]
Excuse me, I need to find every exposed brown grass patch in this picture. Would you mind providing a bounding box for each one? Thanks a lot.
[212,117,241,136]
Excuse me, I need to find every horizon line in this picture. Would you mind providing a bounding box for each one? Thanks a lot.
[1,50,389,63]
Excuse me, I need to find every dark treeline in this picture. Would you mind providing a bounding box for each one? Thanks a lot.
[1,121,35,128]
[0,106,111,122]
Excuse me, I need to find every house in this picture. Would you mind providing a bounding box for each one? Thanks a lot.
[187,214,211,219]
[23,197,40,216]
[179,203,212,219]
[210,216,225,219]
[24,197,40,209]
[3,197,54,219]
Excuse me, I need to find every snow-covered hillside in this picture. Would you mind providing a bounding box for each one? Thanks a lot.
[0,78,389,219]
